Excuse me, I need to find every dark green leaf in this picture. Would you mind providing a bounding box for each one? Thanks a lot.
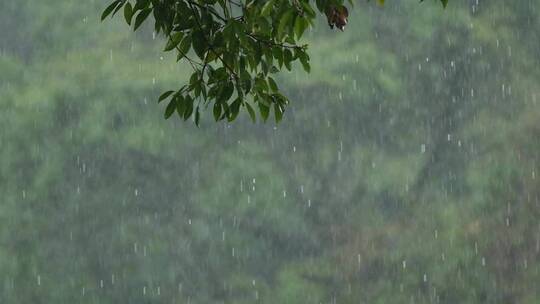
[218,81,235,104]
[134,8,152,31]
[158,90,175,103]
[177,35,192,57]
[213,102,222,121]
[259,102,270,121]
[274,103,283,123]
[101,0,121,21]
[191,31,207,59]
[245,102,256,122]
[124,2,134,25]
[195,107,201,126]
[183,96,194,120]
[164,32,184,52]
[164,98,177,119]
[267,77,278,92]
[261,0,275,17]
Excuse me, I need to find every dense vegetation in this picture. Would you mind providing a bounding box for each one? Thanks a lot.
[101,0,448,124]
[1,0,540,303]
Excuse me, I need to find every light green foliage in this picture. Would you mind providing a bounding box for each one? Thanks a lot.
[2,0,540,303]
[101,0,448,125]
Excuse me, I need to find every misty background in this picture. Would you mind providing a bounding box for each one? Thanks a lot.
[1,0,540,303]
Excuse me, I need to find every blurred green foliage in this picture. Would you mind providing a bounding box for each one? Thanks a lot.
[1,0,540,303]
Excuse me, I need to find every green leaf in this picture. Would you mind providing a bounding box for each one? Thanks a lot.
[255,77,268,93]
[441,0,448,8]
[278,10,294,40]
[101,0,121,21]
[164,32,184,52]
[158,90,175,103]
[218,81,235,104]
[177,35,192,57]
[134,0,150,10]
[261,0,275,17]
[298,51,310,73]
[228,98,242,122]
[268,77,278,92]
[195,107,201,126]
[183,96,194,120]
[191,31,207,59]
[213,102,222,121]
[124,2,133,25]
[294,16,309,40]
[300,2,316,18]
[164,98,177,119]
[176,95,186,117]
[274,103,283,123]
[245,102,256,122]
[258,102,270,121]
[283,49,293,71]
[134,8,152,31]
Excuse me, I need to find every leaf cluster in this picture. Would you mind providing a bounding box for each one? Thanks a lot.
[102,0,449,125]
